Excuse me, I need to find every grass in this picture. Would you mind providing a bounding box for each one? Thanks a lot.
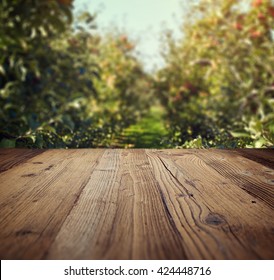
[112,105,169,148]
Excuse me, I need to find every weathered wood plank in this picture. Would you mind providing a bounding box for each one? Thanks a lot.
[0,148,44,173]
[46,150,186,259]
[0,149,104,259]
[0,149,273,260]
[146,150,274,259]
[234,149,274,169]
[191,149,274,209]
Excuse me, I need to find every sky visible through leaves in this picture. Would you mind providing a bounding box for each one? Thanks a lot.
[74,0,185,72]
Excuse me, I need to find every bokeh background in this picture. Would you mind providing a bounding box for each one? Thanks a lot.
[0,0,273,148]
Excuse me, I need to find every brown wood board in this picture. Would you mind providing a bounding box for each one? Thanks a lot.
[0,148,273,260]
[0,149,44,174]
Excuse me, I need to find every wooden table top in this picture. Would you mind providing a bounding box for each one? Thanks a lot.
[0,148,273,260]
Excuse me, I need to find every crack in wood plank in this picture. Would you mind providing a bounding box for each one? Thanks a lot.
[0,149,273,260]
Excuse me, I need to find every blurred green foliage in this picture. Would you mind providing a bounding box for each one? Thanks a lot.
[112,105,168,148]
[1,0,273,149]
[0,0,152,148]
[155,0,274,148]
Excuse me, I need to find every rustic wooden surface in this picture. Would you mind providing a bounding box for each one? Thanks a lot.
[0,148,273,260]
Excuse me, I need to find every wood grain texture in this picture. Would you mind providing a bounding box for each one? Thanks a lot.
[0,149,104,259]
[0,149,273,260]
[191,149,274,209]
[235,149,274,169]
[0,148,44,173]
[47,150,186,259]
[147,150,274,259]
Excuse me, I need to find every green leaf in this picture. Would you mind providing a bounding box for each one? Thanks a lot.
[254,137,267,148]
[230,131,250,138]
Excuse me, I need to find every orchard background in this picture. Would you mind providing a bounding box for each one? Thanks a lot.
[0,0,273,148]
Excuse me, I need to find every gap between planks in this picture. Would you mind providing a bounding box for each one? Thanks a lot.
[0,149,273,260]
[0,149,104,259]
